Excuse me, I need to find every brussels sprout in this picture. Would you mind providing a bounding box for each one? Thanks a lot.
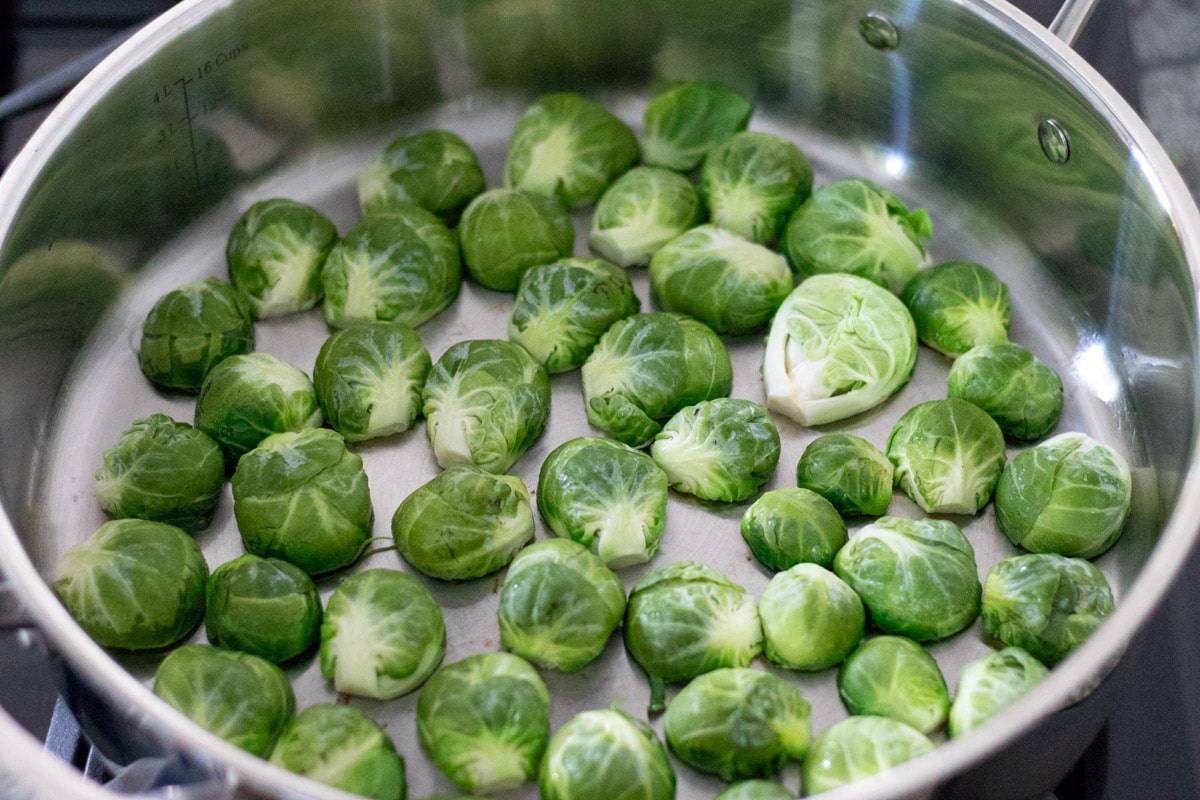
[625,561,762,711]
[270,704,406,800]
[715,781,793,800]
[795,434,893,518]
[504,93,639,208]
[499,539,626,671]
[740,488,847,571]
[758,564,864,671]
[320,568,446,699]
[393,467,533,580]
[509,258,640,373]
[582,312,733,446]
[651,398,781,503]
[996,432,1131,559]
[887,398,1006,515]
[700,132,812,245]
[194,352,322,460]
[232,428,372,575]
[321,206,462,329]
[899,261,1011,357]
[540,708,675,800]
[802,716,934,795]
[153,644,294,757]
[417,653,550,792]
[93,414,224,531]
[138,278,254,391]
[423,340,551,472]
[226,198,337,318]
[981,553,1114,665]
[838,636,950,734]
[55,519,207,650]
[665,668,810,780]
[649,226,793,334]
[537,437,668,567]
[947,343,1063,441]
[459,188,575,292]
[313,320,432,443]
[205,554,320,663]
[834,516,981,641]
[763,274,917,426]
[641,80,753,171]
[949,647,1048,738]
[589,167,704,267]
[358,129,485,222]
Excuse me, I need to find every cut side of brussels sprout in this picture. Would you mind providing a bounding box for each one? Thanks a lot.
[795,433,893,518]
[740,488,847,571]
[948,343,1063,441]
[459,188,576,292]
[358,129,485,222]
[948,646,1048,738]
[802,716,934,795]
[641,80,753,172]
[589,167,704,267]
[701,131,812,245]
[900,261,1011,357]
[539,708,675,800]
[270,704,406,800]
[715,780,794,800]
[205,554,321,663]
[759,564,864,671]
[838,636,950,734]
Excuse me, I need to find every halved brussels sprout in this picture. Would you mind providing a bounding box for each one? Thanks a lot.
[759,563,864,671]
[834,516,981,641]
[459,188,576,291]
[509,258,640,373]
[949,647,1048,738]
[232,428,372,575]
[802,716,934,795]
[321,206,461,329]
[582,312,733,446]
[138,278,254,391]
[715,781,793,800]
[899,261,1011,357]
[423,339,551,473]
[358,129,485,222]
[641,80,753,171]
[153,644,294,757]
[589,167,704,267]
[763,274,917,426]
[205,554,321,663]
[996,432,1131,558]
[740,488,847,571]
[320,568,446,699]
[981,553,1114,665]
[948,343,1063,441]
[270,704,406,800]
[783,179,932,293]
[93,414,224,531]
[700,132,812,245]
[226,198,338,318]
[417,653,550,793]
[55,519,207,650]
[504,93,639,208]
[795,433,893,518]
[499,539,625,671]
[887,398,1006,515]
[838,636,950,734]
[540,709,675,800]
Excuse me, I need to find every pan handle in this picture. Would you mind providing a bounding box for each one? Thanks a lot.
[1049,0,1101,47]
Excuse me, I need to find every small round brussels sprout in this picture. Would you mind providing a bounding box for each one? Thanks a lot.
[784,179,932,293]
[795,433,893,518]
[423,339,551,473]
[665,668,810,780]
[504,93,639,208]
[700,132,812,245]
[583,312,733,446]
[948,343,1063,441]
[996,432,1131,558]
[393,467,534,580]
[93,414,224,531]
[321,206,462,329]
[887,398,1006,515]
[981,553,1114,665]
[838,636,950,734]
[834,516,981,641]
[589,167,704,267]
[153,644,294,757]
[802,716,934,795]
[740,488,847,571]
[55,519,207,650]
[499,538,626,672]
[417,653,550,792]
[759,564,864,671]
[509,258,639,373]
[459,188,575,292]
[641,80,753,172]
[899,261,1011,356]
[232,428,372,575]
[649,226,793,335]
[194,352,322,460]
[270,704,405,800]
[205,554,320,663]
[138,277,254,391]
[949,646,1048,738]
[226,198,338,318]
[651,398,781,503]
[540,709,675,800]
[320,568,446,699]
[358,129,485,222]
[625,561,762,711]
[715,781,793,800]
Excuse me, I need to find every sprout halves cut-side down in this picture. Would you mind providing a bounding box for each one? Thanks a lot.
[715,781,794,800]
[589,166,703,268]
[795,433,893,518]
[138,277,254,391]
[802,715,934,795]
[701,131,813,245]
[759,563,864,671]
[459,188,575,292]
[900,260,1011,357]
[358,129,485,222]
[838,635,950,734]
[270,704,406,800]
[740,487,847,572]
[539,708,676,800]
[948,342,1063,440]
[640,80,753,171]
[949,646,1048,738]
[205,553,321,664]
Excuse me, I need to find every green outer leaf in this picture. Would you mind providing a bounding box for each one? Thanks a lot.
[795,433,893,517]
[947,343,1063,440]
[948,646,1048,738]
[138,277,254,391]
[460,188,575,291]
[641,80,753,172]
[837,636,950,734]
[270,704,405,800]
[205,553,321,663]
[801,716,934,795]
[740,488,847,571]
[358,129,485,222]
[539,708,675,800]
[758,564,863,671]
[700,131,812,244]
[588,167,704,267]
[714,780,794,800]
[900,261,1011,357]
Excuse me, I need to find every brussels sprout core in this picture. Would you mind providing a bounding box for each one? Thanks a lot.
[589,167,704,267]
[900,261,1011,356]
[270,704,406,800]
[701,131,813,244]
[138,278,254,391]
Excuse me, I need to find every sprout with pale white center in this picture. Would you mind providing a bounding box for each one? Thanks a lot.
[270,704,406,800]
[589,166,703,267]
[641,80,753,171]
[900,260,1011,356]
[759,564,864,671]
[358,129,485,222]
[700,131,812,244]
[949,647,1048,738]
